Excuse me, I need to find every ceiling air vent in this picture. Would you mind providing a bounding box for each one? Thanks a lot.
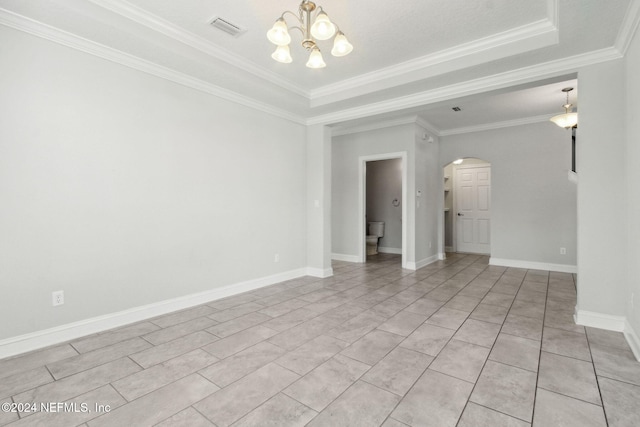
[210,16,246,37]
[452,107,462,112]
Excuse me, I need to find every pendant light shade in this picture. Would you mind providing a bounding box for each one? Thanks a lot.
[306,47,326,68]
[267,18,291,46]
[550,112,578,129]
[310,11,336,40]
[331,31,353,57]
[272,45,293,63]
[550,87,578,129]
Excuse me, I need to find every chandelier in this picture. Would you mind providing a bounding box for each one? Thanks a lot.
[550,87,578,129]
[267,0,353,69]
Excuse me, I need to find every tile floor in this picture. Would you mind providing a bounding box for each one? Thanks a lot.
[1,253,640,426]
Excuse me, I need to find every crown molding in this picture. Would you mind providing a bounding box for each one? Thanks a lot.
[331,115,421,137]
[0,8,306,125]
[415,117,441,137]
[439,114,554,136]
[615,0,640,55]
[307,47,622,126]
[309,15,559,106]
[88,0,310,98]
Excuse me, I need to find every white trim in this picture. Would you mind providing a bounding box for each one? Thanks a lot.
[438,252,447,260]
[331,116,420,137]
[0,9,306,125]
[406,255,440,271]
[614,0,640,55]
[0,268,307,359]
[378,247,402,255]
[87,0,309,98]
[309,14,559,105]
[359,152,408,269]
[490,257,577,273]
[307,47,621,126]
[331,253,360,263]
[439,114,553,136]
[574,309,626,332]
[306,267,334,278]
[624,318,640,361]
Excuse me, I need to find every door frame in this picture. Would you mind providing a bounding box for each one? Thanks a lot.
[453,162,492,255]
[358,152,408,268]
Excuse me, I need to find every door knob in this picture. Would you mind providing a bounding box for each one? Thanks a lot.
[457,213,464,216]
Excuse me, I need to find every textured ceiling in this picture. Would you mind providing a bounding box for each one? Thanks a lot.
[0,0,635,129]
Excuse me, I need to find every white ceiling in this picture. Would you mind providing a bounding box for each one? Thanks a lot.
[0,0,636,132]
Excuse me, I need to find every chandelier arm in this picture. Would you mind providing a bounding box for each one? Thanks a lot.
[281,10,304,26]
[288,26,305,37]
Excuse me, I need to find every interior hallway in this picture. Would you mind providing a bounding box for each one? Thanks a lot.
[1,254,639,426]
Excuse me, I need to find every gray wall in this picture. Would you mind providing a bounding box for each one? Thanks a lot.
[626,25,640,342]
[366,159,402,251]
[332,124,417,263]
[440,122,577,267]
[0,26,308,340]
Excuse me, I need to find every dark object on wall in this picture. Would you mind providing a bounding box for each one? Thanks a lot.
[572,126,576,173]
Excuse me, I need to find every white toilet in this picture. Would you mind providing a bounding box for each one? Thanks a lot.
[366,222,385,255]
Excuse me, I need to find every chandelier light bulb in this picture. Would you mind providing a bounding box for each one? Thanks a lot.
[306,47,326,68]
[331,31,353,57]
[310,11,336,40]
[271,45,293,63]
[267,18,291,46]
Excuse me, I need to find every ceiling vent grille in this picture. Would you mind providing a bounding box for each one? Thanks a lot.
[210,16,246,37]
[452,107,462,112]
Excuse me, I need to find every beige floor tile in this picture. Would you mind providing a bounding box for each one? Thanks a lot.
[400,324,455,356]
[598,376,640,427]
[307,380,400,427]
[340,330,404,366]
[391,369,473,427]
[590,343,640,386]
[156,407,215,427]
[208,302,267,323]
[151,305,217,328]
[362,347,433,396]
[537,351,601,405]
[542,327,591,361]
[502,313,543,341]
[0,344,78,380]
[47,338,151,380]
[198,341,284,387]
[113,349,217,401]
[532,388,606,427]
[470,360,537,422]
[458,402,530,427]
[453,318,501,348]
[0,367,53,399]
[142,316,217,346]
[232,393,317,427]
[489,333,541,372]
[274,334,349,375]
[283,354,369,412]
[195,363,299,426]
[430,339,490,383]
[202,325,278,359]
[71,322,160,354]
[425,307,469,330]
[326,310,387,343]
[130,331,217,368]
[377,310,427,337]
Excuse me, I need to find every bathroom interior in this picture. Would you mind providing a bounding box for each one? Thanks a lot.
[365,158,402,260]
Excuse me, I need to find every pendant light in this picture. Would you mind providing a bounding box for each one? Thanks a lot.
[550,87,578,129]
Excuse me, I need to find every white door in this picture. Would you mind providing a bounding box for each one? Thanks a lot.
[456,166,491,254]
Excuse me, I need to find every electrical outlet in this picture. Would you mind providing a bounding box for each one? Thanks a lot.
[52,290,64,306]
[274,254,279,263]
[560,247,566,255]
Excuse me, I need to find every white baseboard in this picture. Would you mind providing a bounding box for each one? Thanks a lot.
[0,268,308,359]
[574,309,640,362]
[306,267,334,278]
[331,253,360,263]
[574,309,626,331]
[490,257,577,273]
[406,254,439,271]
[378,247,402,255]
[624,319,640,361]
[438,252,447,260]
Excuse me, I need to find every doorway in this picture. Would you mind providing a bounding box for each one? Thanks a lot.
[359,152,407,268]
[443,158,492,255]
